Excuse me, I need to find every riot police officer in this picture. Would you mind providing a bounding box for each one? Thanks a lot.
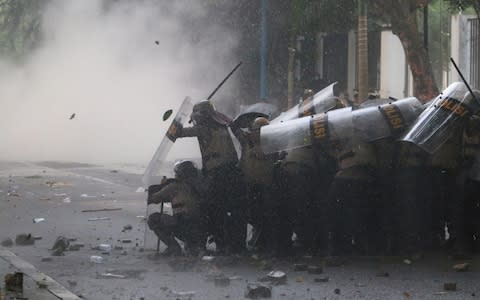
[176,100,246,253]
[232,117,282,254]
[147,160,205,256]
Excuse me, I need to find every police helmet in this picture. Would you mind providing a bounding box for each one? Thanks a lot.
[173,160,198,179]
[251,117,270,130]
[191,100,215,125]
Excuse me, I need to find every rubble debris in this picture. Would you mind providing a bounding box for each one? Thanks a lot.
[245,283,272,299]
[94,244,112,252]
[63,197,71,203]
[296,276,304,283]
[202,255,215,262]
[41,257,53,262]
[90,256,104,264]
[80,194,96,198]
[7,192,19,197]
[214,275,231,287]
[15,234,35,246]
[114,246,124,250]
[122,224,133,232]
[136,188,145,193]
[453,263,470,272]
[334,288,341,295]
[33,218,45,223]
[307,265,323,274]
[51,236,70,256]
[403,259,412,265]
[443,283,457,291]
[121,239,132,243]
[1,238,13,247]
[314,276,329,283]
[88,217,111,221]
[82,208,122,213]
[266,271,287,285]
[4,272,23,293]
[172,290,196,298]
[100,273,126,279]
[376,271,390,277]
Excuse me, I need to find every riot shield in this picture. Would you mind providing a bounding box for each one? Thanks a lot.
[401,82,480,153]
[353,97,423,142]
[232,102,278,128]
[142,97,194,250]
[142,97,194,188]
[271,82,338,124]
[261,107,353,154]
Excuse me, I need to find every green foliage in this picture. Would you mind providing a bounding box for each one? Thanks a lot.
[445,0,480,17]
[289,0,356,34]
[0,0,47,59]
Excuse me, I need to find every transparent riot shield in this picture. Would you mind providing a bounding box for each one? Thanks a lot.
[353,97,423,142]
[261,106,353,154]
[271,82,338,124]
[142,97,194,187]
[401,82,480,153]
[142,97,194,250]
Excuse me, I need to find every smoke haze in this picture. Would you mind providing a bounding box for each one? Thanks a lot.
[0,0,238,164]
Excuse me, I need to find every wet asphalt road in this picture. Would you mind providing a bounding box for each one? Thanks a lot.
[0,161,480,300]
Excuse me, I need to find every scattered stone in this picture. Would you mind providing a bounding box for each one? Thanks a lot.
[314,277,329,283]
[114,246,124,250]
[121,239,132,243]
[296,276,304,283]
[202,255,215,262]
[1,238,13,247]
[403,259,412,265]
[293,263,308,271]
[51,236,70,256]
[33,218,46,223]
[453,263,470,272]
[376,271,390,277]
[41,257,53,262]
[334,288,341,295]
[245,283,272,299]
[307,265,323,274]
[266,271,287,285]
[444,283,457,291]
[214,275,231,287]
[100,273,126,279]
[89,256,104,264]
[122,224,133,232]
[15,234,35,246]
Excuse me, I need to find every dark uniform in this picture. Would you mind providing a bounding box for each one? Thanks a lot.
[232,117,281,254]
[177,100,246,253]
[147,161,205,256]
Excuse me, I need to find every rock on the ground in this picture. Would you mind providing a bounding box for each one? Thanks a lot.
[453,263,470,272]
[245,283,272,299]
[51,236,70,256]
[15,234,35,246]
[1,238,13,247]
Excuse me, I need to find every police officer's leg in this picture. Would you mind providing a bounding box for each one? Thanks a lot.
[147,213,182,255]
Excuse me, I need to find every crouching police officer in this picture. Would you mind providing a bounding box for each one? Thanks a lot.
[147,160,206,256]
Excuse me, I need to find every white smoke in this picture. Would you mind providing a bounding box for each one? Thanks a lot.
[0,0,238,164]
